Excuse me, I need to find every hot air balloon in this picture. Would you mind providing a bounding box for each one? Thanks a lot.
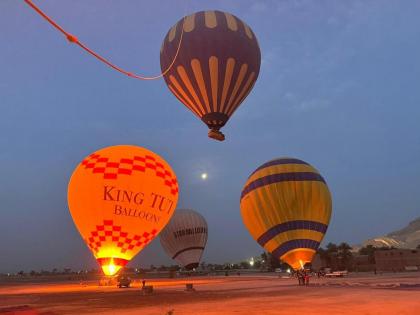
[240,158,332,270]
[159,209,208,270]
[67,145,179,276]
[160,10,261,141]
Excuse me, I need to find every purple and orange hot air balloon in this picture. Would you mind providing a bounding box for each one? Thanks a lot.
[160,10,261,141]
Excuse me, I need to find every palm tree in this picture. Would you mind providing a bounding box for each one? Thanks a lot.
[325,242,339,270]
[337,242,353,270]
[326,242,338,253]
[317,247,328,260]
[359,245,376,264]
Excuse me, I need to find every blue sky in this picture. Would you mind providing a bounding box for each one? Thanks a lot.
[0,0,419,272]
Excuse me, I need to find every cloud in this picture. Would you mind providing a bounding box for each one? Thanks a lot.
[261,49,276,68]
[283,92,331,112]
[250,1,268,13]
[297,98,331,111]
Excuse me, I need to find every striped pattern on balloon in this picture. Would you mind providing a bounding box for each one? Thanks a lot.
[160,10,261,141]
[160,209,208,270]
[240,158,332,270]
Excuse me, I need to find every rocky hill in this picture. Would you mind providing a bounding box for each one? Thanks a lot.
[362,217,420,249]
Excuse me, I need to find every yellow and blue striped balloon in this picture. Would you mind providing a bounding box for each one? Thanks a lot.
[240,158,332,270]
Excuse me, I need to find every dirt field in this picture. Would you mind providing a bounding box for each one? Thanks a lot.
[1,273,419,314]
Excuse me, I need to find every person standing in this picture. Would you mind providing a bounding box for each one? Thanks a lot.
[297,270,303,286]
[304,270,310,286]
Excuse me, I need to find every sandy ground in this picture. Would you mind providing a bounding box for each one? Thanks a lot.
[1,273,419,315]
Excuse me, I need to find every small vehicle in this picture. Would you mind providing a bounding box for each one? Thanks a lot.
[325,271,348,278]
[117,275,131,288]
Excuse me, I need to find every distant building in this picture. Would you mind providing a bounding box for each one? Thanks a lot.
[353,254,375,272]
[375,249,420,271]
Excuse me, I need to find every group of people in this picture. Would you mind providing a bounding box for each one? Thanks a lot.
[296,269,310,286]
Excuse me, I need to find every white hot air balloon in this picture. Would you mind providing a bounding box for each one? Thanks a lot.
[159,209,208,270]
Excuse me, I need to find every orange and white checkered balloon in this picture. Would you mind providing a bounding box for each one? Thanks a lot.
[67,145,179,276]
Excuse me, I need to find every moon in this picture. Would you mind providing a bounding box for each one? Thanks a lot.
[201,173,208,180]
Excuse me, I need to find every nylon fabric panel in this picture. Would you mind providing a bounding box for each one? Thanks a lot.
[67,145,179,276]
[160,10,261,135]
[246,162,319,186]
[242,182,331,238]
[281,249,316,269]
[175,249,205,265]
[159,209,208,269]
[263,230,325,253]
[227,72,256,116]
[240,157,332,269]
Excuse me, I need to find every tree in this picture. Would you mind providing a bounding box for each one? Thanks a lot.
[359,245,376,264]
[260,252,269,269]
[325,242,339,270]
[337,242,353,271]
[239,261,249,269]
[260,252,284,271]
[212,264,224,270]
[326,242,338,253]
[254,260,262,269]
[317,247,327,260]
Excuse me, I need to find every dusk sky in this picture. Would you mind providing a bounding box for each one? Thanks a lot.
[1,0,419,273]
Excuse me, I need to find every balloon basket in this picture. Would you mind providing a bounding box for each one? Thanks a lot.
[99,276,118,287]
[208,129,225,141]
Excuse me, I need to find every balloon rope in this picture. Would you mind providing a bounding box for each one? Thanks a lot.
[23,0,184,80]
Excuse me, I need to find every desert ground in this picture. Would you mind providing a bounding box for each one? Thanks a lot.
[1,272,419,315]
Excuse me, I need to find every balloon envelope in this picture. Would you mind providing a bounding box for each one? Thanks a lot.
[67,145,179,276]
[240,158,332,270]
[160,10,261,141]
[159,209,208,269]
